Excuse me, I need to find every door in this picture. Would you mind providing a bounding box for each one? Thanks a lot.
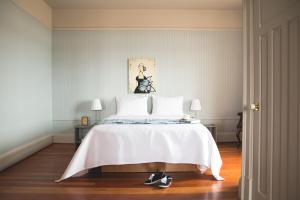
[243,0,300,200]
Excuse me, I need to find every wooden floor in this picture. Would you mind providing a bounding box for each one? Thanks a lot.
[0,143,241,200]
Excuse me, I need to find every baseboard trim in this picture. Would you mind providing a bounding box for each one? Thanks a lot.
[0,135,53,171]
[53,133,74,143]
[217,131,238,142]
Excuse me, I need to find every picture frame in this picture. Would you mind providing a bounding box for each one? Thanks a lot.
[81,116,89,126]
[128,58,157,94]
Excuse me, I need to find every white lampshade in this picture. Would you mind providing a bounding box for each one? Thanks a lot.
[190,99,202,111]
[91,99,102,111]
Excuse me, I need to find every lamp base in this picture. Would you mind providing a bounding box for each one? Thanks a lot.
[190,111,199,118]
[94,111,98,125]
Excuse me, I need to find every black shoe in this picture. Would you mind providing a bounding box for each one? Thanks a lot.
[157,176,172,188]
[144,172,166,185]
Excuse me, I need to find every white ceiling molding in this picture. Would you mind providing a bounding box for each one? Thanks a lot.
[45,0,242,10]
[52,9,243,30]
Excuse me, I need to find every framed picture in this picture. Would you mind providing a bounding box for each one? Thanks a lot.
[128,58,157,94]
[81,116,89,126]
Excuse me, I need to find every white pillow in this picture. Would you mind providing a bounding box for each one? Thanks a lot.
[116,96,148,116]
[152,96,184,116]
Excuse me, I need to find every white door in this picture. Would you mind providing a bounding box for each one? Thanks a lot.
[244,0,300,200]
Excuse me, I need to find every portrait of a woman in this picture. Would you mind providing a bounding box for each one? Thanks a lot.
[128,58,156,94]
[134,63,156,93]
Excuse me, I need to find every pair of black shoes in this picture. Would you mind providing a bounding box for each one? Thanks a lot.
[144,172,172,188]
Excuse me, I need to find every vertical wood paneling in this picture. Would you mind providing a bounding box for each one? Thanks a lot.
[52,30,243,135]
[258,34,268,197]
[298,18,300,200]
[267,30,274,200]
[280,21,289,200]
[271,26,281,200]
[287,17,299,200]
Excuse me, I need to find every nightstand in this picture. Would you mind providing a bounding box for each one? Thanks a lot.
[74,125,94,149]
[204,124,217,142]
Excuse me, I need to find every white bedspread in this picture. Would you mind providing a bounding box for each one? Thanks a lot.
[56,116,224,182]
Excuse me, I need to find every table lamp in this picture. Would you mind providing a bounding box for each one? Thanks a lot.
[190,99,202,118]
[91,98,102,124]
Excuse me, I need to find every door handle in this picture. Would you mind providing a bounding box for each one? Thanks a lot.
[250,103,260,111]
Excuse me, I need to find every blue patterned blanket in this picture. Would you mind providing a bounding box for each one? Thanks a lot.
[102,119,200,124]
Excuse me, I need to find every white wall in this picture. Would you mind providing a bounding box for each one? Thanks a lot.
[0,0,52,154]
[52,30,243,138]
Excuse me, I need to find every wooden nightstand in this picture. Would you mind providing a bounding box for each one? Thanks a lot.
[204,124,217,142]
[74,125,94,149]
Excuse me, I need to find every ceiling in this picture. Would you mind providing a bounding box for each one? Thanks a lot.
[44,0,242,10]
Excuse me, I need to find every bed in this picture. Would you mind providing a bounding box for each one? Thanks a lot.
[56,115,224,182]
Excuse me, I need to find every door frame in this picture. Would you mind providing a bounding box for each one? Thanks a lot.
[241,0,254,199]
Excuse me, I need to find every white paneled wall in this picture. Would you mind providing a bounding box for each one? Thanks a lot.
[52,30,242,140]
